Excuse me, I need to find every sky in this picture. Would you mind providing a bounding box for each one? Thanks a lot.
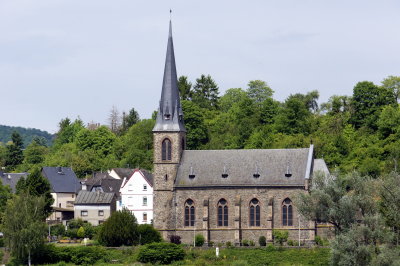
[0,0,399,133]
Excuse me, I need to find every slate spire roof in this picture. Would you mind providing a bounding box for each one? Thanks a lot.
[153,20,186,132]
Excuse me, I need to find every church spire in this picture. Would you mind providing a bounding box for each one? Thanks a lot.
[153,20,186,132]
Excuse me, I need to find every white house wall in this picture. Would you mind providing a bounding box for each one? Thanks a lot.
[119,170,153,224]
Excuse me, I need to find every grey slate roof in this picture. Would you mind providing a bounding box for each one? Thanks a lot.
[42,167,81,193]
[175,147,314,187]
[85,172,123,196]
[139,169,154,186]
[313,159,330,176]
[153,21,186,132]
[75,190,114,205]
[112,168,134,179]
[0,172,29,192]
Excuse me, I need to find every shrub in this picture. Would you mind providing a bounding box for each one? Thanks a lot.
[195,234,205,247]
[315,235,323,246]
[137,242,185,264]
[0,237,4,247]
[97,208,138,246]
[83,222,96,239]
[77,226,85,238]
[249,240,255,246]
[242,239,249,246]
[208,241,214,247]
[259,236,266,246]
[272,229,289,246]
[169,235,181,244]
[266,244,276,251]
[51,224,66,237]
[226,241,232,248]
[138,224,162,245]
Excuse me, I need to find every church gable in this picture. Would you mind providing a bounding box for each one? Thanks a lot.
[175,145,314,188]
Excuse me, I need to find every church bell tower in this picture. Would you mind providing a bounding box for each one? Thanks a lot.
[152,20,186,238]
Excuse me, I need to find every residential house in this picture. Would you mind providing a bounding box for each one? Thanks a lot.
[0,171,29,192]
[74,190,116,226]
[42,167,81,224]
[119,169,153,224]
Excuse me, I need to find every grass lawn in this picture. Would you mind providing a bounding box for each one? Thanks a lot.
[172,247,330,266]
[38,246,330,266]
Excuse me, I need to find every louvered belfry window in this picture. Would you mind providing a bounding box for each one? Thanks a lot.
[162,139,172,161]
[184,199,195,226]
[218,199,228,226]
[249,198,260,226]
[282,198,293,226]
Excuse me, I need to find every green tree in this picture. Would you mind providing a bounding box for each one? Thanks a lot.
[121,108,140,134]
[178,75,192,100]
[19,167,54,217]
[247,80,274,106]
[0,143,6,167]
[350,81,395,129]
[54,118,85,147]
[381,75,400,103]
[181,100,208,149]
[275,96,311,135]
[219,88,248,112]
[5,131,24,169]
[377,105,400,138]
[2,193,47,265]
[24,141,48,165]
[192,74,220,109]
[0,179,12,223]
[121,119,155,170]
[98,208,139,246]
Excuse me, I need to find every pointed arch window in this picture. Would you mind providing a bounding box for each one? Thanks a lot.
[184,199,195,226]
[218,199,228,226]
[282,198,293,226]
[162,139,172,161]
[249,198,260,226]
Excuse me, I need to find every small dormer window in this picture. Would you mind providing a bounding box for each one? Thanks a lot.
[285,162,292,177]
[164,114,171,120]
[222,166,228,178]
[189,166,195,179]
[253,164,260,178]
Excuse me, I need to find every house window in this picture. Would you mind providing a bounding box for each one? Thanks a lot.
[98,210,104,216]
[282,198,293,226]
[99,220,104,225]
[72,194,74,198]
[162,139,172,161]
[128,196,133,207]
[81,210,88,217]
[143,196,147,206]
[184,199,195,226]
[218,199,228,226]
[143,212,147,222]
[143,184,147,191]
[128,184,133,191]
[249,198,260,226]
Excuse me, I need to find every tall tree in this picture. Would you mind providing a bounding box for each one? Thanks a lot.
[192,74,220,109]
[108,105,121,134]
[24,141,48,165]
[246,80,274,106]
[381,75,400,103]
[5,131,24,169]
[3,193,47,265]
[178,76,192,101]
[275,95,311,135]
[350,81,395,129]
[181,100,209,149]
[54,118,84,146]
[0,178,12,223]
[121,108,140,134]
[18,167,54,217]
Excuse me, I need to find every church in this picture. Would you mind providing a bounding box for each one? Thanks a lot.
[152,21,329,245]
